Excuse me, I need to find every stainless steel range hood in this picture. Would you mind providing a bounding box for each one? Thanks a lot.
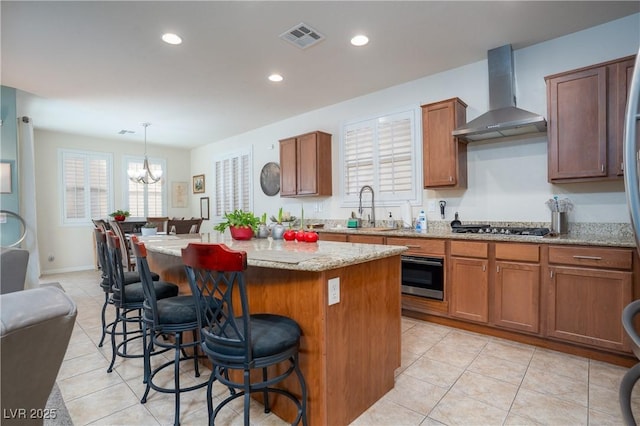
[452,44,547,142]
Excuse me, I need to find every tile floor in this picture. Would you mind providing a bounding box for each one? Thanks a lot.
[47,269,640,425]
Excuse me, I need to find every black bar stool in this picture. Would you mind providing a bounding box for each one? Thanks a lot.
[131,237,207,426]
[182,242,307,426]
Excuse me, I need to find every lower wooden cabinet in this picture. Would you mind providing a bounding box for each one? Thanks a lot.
[449,241,489,323]
[348,235,385,244]
[493,261,540,333]
[547,245,634,352]
[547,265,632,352]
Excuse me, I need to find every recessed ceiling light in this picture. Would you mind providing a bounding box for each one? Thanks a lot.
[351,34,369,47]
[268,74,284,82]
[162,33,182,45]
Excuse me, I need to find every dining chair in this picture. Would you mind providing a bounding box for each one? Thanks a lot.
[182,242,307,425]
[167,218,203,234]
[146,217,169,233]
[131,237,207,426]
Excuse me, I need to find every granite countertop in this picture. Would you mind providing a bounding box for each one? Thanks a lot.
[318,222,637,248]
[140,233,407,272]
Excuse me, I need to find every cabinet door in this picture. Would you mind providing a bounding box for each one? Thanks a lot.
[279,137,298,196]
[422,98,467,188]
[493,261,540,334]
[296,132,319,195]
[547,266,632,352]
[547,66,608,180]
[449,257,488,323]
[615,58,636,176]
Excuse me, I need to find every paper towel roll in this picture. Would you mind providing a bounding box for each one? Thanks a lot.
[401,201,412,228]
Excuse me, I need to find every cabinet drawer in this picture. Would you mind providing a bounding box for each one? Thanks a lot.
[386,237,445,256]
[549,246,632,270]
[495,243,540,262]
[450,241,488,258]
[318,233,348,242]
[348,235,385,245]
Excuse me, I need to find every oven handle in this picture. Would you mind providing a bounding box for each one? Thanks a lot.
[401,256,443,267]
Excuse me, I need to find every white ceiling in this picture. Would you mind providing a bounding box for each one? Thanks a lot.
[2,1,638,149]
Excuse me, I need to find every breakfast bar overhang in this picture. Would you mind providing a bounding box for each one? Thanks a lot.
[141,234,406,425]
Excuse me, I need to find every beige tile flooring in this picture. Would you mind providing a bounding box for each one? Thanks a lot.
[48,269,640,425]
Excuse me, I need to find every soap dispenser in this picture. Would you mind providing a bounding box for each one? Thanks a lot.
[387,212,396,229]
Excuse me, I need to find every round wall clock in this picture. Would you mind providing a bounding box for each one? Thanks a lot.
[260,162,280,196]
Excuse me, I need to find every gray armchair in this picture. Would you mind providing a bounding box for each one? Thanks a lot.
[1,286,77,425]
[0,247,29,294]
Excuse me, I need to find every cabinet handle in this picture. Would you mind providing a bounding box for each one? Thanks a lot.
[573,255,602,261]
[601,164,605,173]
[449,176,453,182]
[482,264,486,272]
[406,245,422,249]
[550,270,554,278]
[496,266,500,273]
[621,162,624,172]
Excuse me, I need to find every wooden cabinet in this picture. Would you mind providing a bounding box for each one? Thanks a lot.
[547,245,633,352]
[318,232,348,242]
[279,131,332,197]
[546,55,635,182]
[348,234,385,245]
[421,98,467,188]
[493,243,541,334]
[449,241,488,323]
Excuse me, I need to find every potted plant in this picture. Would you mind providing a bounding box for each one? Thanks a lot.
[214,209,259,240]
[109,209,130,222]
[270,207,286,240]
[140,222,158,236]
[256,213,269,238]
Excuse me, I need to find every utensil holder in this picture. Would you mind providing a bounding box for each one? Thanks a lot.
[551,212,568,234]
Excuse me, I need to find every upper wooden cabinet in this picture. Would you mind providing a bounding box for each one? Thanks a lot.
[546,55,635,183]
[421,98,468,188]
[279,131,332,197]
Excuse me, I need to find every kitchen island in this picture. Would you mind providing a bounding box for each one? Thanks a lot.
[141,233,407,425]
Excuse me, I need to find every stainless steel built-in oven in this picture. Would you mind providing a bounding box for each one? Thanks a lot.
[401,255,444,300]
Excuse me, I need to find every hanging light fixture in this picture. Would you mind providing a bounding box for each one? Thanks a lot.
[128,123,162,184]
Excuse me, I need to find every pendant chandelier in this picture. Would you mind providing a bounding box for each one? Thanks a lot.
[128,123,162,184]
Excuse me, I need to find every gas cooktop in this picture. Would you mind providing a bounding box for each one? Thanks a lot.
[452,225,550,236]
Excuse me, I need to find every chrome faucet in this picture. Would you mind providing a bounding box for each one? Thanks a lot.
[358,185,376,226]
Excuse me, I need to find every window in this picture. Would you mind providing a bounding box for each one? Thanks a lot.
[341,107,422,206]
[123,156,166,218]
[214,149,252,218]
[60,149,113,224]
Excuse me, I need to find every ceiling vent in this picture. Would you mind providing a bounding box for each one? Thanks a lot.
[279,23,325,49]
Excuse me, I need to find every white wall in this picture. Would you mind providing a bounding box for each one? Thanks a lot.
[33,130,191,273]
[192,13,639,229]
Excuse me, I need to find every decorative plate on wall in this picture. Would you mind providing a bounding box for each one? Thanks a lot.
[260,162,280,196]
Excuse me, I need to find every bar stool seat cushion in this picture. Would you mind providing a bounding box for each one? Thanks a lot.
[204,313,301,359]
[154,296,198,325]
[114,281,178,304]
[101,271,159,290]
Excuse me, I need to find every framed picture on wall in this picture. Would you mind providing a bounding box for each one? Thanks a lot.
[200,197,210,220]
[193,174,205,193]
[171,181,188,208]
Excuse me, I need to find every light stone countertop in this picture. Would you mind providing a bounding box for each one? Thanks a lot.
[317,222,637,248]
[140,233,407,272]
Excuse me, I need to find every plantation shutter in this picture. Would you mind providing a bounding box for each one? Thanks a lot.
[342,109,418,204]
[214,149,252,217]
[61,150,112,224]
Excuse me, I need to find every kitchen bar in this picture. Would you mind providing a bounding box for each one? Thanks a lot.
[141,234,407,425]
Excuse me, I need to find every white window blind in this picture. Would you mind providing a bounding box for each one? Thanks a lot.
[123,157,166,218]
[214,149,252,217]
[60,149,112,224]
[342,108,421,206]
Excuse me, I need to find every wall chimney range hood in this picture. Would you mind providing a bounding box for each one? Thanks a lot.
[452,44,547,142]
